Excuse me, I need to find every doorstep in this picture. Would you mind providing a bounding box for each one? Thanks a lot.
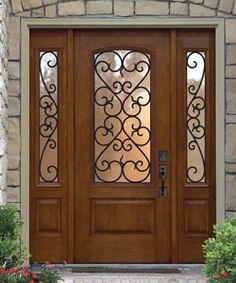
[60,264,207,283]
[61,273,207,283]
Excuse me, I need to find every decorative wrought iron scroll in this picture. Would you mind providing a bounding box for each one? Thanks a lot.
[39,51,59,183]
[94,50,151,183]
[186,51,206,183]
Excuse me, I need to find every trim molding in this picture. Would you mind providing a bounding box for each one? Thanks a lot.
[21,18,225,251]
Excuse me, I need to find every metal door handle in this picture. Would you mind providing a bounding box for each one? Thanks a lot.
[159,165,167,198]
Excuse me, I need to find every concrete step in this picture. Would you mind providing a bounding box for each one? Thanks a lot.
[61,273,208,283]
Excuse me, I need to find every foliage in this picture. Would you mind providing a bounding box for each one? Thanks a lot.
[0,205,29,269]
[39,264,63,283]
[203,213,236,283]
[0,205,64,282]
[0,265,63,283]
[0,204,22,239]
[0,268,17,283]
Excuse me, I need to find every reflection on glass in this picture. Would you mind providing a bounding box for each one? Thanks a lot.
[186,51,206,183]
[39,51,58,183]
[94,50,151,183]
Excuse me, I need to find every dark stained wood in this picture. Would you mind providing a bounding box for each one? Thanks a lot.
[74,29,171,263]
[30,28,216,263]
[30,29,70,263]
[170,29,178,263]
[67,29,75,263]
[176,29,216,262]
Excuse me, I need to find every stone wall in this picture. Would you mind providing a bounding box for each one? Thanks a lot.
[0,0,8,205]
[6,0,236,216]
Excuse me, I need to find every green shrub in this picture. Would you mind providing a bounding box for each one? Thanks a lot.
[0,272,17,283]
[39,264,63,283]
[203,213,236,283]
[0,205,29,269]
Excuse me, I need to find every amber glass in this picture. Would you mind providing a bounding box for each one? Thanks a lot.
[39,51,58,183]
[186,51,206,183]
[94,50,151,183]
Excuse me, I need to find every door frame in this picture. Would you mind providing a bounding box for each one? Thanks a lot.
[21,18,225,262]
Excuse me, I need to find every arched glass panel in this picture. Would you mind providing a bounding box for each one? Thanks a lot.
[94,50,151,183]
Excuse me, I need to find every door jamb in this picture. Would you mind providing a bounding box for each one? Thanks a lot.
[21,18,225,262]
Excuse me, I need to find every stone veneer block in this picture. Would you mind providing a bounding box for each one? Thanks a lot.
[233,2,236,15]
[58,1,85,16]
[170,2,188,15]
[226,19,236,44]
[190,0,204,3]
[114,1,134,17]
[226,114,236,123]
[43,0,58,5]
[204,0,219,8]
[226,211,236,217]
[87,0,112,15]
[226,163,236,173]
[0,191,7,205]
[0,138,6,157]
[218,0,234,13]
[8,97,20,117]
[227,44,236,65]
[8,61,20,80]
[217,11,229,16]
[0,0,8,200]
[6,187,20,203]
[8,155,20,171]
[15,11,32,17]
[0,9,3,21]
[226,66,236,79]
[22,0,42,10]
[8,17,20,60]
[0,156,7,178]
[226,174,236,210]
[45,4,57,18]
[226,79,236,114]
[7,171,20,187]
[0,108,7,130]
[32,7,45,17]
[11,0,23,13]
[7,117,20,169]
[226,124,236,162]
[135,1,169,15]
[189,4,216,16]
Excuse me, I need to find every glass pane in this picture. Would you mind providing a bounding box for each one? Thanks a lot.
[39,51,59,183]
[186,51,206,183]
[94,50,151,183]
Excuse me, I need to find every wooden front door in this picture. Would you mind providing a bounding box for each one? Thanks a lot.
[30,29,215,263]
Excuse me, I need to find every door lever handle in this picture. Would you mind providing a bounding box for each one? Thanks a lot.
[159,165,167,198]
[161,174,165,188]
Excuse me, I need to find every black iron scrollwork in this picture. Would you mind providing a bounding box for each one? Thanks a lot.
[94,50,151,183]
[186,51,206,183]
[39,51,58,183]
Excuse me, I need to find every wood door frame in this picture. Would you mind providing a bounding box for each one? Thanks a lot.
[22,18,225,263]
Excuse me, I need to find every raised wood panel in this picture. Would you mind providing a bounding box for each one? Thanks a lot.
[91,234,155,263]
[34,238,63,263]
[91,199,154,234]
[36,199,61,234]
[184,199,209,235]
